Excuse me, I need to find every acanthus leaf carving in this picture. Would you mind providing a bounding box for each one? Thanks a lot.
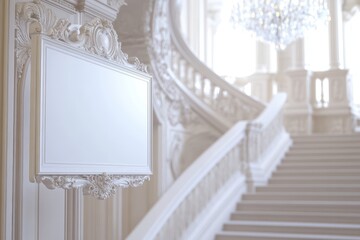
[37,174,150,200]
[16,0,148,85]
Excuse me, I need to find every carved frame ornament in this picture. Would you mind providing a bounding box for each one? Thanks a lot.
[16,0,150,200]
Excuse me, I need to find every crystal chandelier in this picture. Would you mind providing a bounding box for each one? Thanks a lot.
[231,0,330,50]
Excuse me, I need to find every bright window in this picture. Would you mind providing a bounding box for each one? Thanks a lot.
[212,2,256,80]
[304,23,330,71]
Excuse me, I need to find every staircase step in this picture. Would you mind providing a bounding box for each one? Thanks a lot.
[216,134,360,240]
[242,193,360,201]
[289,141,360,149]
[237,201,360,213]
[277,163,360,170]
[216,231,360,240]
[230,211,360,224]
[268,176,360,184]
[286,148,360,155]
[283,155,360,162]
[255,184,360,193]
[292,134,360,143]
[280,161,360,167]
[273,169,360,177]
[222,221,360,236]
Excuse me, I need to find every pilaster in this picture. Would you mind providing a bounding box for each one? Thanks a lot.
[283,69,313,135]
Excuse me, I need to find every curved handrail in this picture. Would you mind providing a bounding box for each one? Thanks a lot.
[126,94,289,239]
[126,121,247,240]
[168,0,265,124]
[247,93,288,165]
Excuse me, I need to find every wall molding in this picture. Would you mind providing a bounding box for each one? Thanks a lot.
[16,0,150,200]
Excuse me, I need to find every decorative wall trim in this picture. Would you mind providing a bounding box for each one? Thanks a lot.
[37,174,150,200]
[16,0,150,199]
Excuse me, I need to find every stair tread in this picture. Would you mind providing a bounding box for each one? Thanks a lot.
[224,220,360,228]
[245,192,360,196]
[216,231,360,240]
[270,176,360,179]
[231,211,360,217]
[239,200,360,205]
[279,162,360,166]
[273,169,360,173]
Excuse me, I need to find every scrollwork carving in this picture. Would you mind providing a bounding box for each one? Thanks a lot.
[16,0,148,85]
[37,174,150,200]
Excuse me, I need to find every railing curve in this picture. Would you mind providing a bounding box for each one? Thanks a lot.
[168,0,265,124]
[126,121,247,240]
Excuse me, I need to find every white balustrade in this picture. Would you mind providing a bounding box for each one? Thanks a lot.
[127,94,289,239]
[126,121,247,240]
[169,0,265,124]
[311,70,352,109]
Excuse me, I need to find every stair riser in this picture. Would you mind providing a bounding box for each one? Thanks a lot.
[293,136,360,143]
[286,150,360,156]
[230,214,360,224]
[216,235,323,240]
[223,225,360,236]
[242,195,360,201]
[256,187,360,193]
[277,165,360,170]
[283,158,360,162]
[237,204,360,213]
[290,143,360,149]
[269,179,360,184]
[273,172,360,177]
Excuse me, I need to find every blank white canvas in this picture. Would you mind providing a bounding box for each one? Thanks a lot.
[31,36,151,176]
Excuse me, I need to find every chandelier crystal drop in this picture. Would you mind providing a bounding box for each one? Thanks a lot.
[231,0,330,50]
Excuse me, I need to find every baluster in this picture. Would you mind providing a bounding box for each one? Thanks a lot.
[221,156,228,184]
[191,73,196,93]
[208,81,214,105]
[194,73,201,96]
[186,66,194,88]
[203,78,213,104]
[178,59,184,81]
[200,77,205,100]
[172,50,179,75]
[180,59,187,83]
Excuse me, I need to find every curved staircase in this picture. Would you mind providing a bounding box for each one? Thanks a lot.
[216,134,360,240]
[124,0,360,239]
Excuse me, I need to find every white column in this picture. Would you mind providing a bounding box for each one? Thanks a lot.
[249,41,273,102]
[206,1,222,68]
[277,43,293,72]
[187,0,206,62]
[255,41,271,72]
[328,0,345,69]
[292,38,306,70]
